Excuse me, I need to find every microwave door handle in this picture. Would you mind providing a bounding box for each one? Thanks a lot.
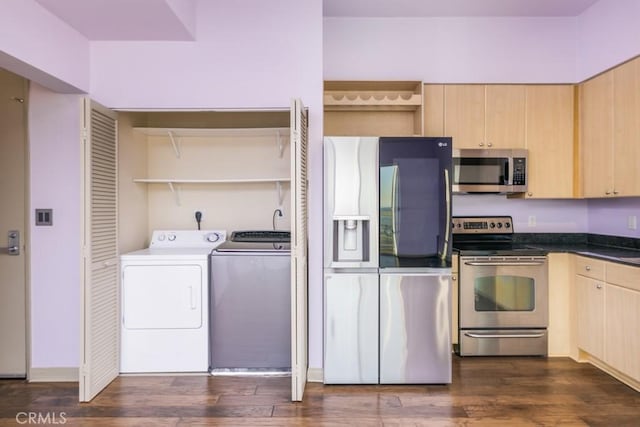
[504,160,509,184]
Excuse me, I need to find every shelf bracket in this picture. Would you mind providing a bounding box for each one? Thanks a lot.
[276,130,285,159]
[167,182,182,206]
[167,131,181,158]
[276,181,284,207]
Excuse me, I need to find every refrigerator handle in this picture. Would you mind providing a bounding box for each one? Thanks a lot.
[441,168,451,260]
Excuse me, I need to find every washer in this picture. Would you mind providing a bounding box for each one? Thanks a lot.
[209,231,291,373]
[120,229,225,373]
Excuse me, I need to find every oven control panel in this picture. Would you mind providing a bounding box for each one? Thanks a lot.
[452,216,513,234]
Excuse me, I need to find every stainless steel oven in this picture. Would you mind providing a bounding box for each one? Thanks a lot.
[453,216,548,356]
[459,255,548,355]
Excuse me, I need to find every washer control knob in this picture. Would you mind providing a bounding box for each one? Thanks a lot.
[206,233,221,243]
[157,233,166,241]
[168,233,176,241]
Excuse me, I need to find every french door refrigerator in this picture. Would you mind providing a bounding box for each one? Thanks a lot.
[324,136,452,384]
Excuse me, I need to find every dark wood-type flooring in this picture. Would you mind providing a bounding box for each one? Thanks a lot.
[1,357,640,426]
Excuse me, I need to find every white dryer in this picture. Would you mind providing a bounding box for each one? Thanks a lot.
[120,230,225,373]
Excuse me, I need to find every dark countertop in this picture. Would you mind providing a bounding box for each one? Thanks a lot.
[512,233,640,267]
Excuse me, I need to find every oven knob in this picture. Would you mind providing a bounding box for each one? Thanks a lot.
[497,223,503,229]
[505,223,511,229]
[489,222,495,229]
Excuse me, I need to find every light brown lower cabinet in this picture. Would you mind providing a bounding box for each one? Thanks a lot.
[573,255,640,391]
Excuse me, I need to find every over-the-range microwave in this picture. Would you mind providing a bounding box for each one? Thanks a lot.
[452,148,528,194]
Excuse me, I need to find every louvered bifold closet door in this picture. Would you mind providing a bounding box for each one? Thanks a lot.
[290,99,308,402]
[79,100,119,402]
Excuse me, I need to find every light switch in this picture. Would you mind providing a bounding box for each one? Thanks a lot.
[35,209,53,226]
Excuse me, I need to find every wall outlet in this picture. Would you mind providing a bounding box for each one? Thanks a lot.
[628,215,637,230]
[528,215,536,227]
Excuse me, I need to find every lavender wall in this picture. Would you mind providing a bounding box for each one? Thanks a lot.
[588,198,640,238]
[324,17,577,82]
[0,0,89,92]
[453,196,588,233]
[576,0,640,81]
[28,84,82,368]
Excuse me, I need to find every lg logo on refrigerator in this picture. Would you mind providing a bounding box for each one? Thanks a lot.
[438,142,448,147]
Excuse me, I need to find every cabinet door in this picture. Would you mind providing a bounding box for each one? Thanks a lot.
[423,84,444,137]
[580,71,614,197]
[324,273,378,384]
[444,85,485,149]
[605,283,640,382]
[485,85,526,149]
[524,85,575,198]
[576,275,605,360]
[613,57,640,197]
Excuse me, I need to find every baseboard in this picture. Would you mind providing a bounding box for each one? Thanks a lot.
[307,367,323,383]
[29,367,78,382]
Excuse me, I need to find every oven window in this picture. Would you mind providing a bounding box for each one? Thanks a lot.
[474,276,535,311]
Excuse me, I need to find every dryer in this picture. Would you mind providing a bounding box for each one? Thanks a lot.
[120,230,225,373]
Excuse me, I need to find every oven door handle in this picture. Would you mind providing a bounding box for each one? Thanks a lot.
[463,261,546,266]
[464,332,546,339]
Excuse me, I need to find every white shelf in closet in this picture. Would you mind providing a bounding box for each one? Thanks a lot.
[133,178,290,206]
[133,127,291,158]
[133,178,291,184]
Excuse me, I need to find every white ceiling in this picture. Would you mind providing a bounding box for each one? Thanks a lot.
[34,0,601,41]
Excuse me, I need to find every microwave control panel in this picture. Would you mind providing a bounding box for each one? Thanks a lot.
[513,158,526,185]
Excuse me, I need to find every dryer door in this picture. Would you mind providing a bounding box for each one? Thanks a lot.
[123,264,203,329]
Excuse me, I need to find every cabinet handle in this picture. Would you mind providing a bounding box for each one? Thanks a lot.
[452,276,457,281]
[479,142,484,147]
[596,284,603,289]
[585,266,591,271]
[487,142,493,147]
[613,190,619,195]
[605,190,611,195]
[527,192,533,197]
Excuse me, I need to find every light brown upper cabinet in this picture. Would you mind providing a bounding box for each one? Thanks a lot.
[425,83,575,199]
[441,85,526,149]
[580,57,640,198]
[323,81,423,137]
[612,57,640,197]
[524,85,575,199]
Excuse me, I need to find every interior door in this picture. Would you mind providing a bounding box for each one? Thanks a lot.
[79,99,119,402]
[290,98,308,401]
[0,69,28,377]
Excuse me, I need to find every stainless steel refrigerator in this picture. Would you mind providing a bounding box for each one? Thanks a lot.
[323,136,452,384]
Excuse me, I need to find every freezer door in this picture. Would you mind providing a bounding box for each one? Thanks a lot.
[380,273,452,384]
[324,273,378,384]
